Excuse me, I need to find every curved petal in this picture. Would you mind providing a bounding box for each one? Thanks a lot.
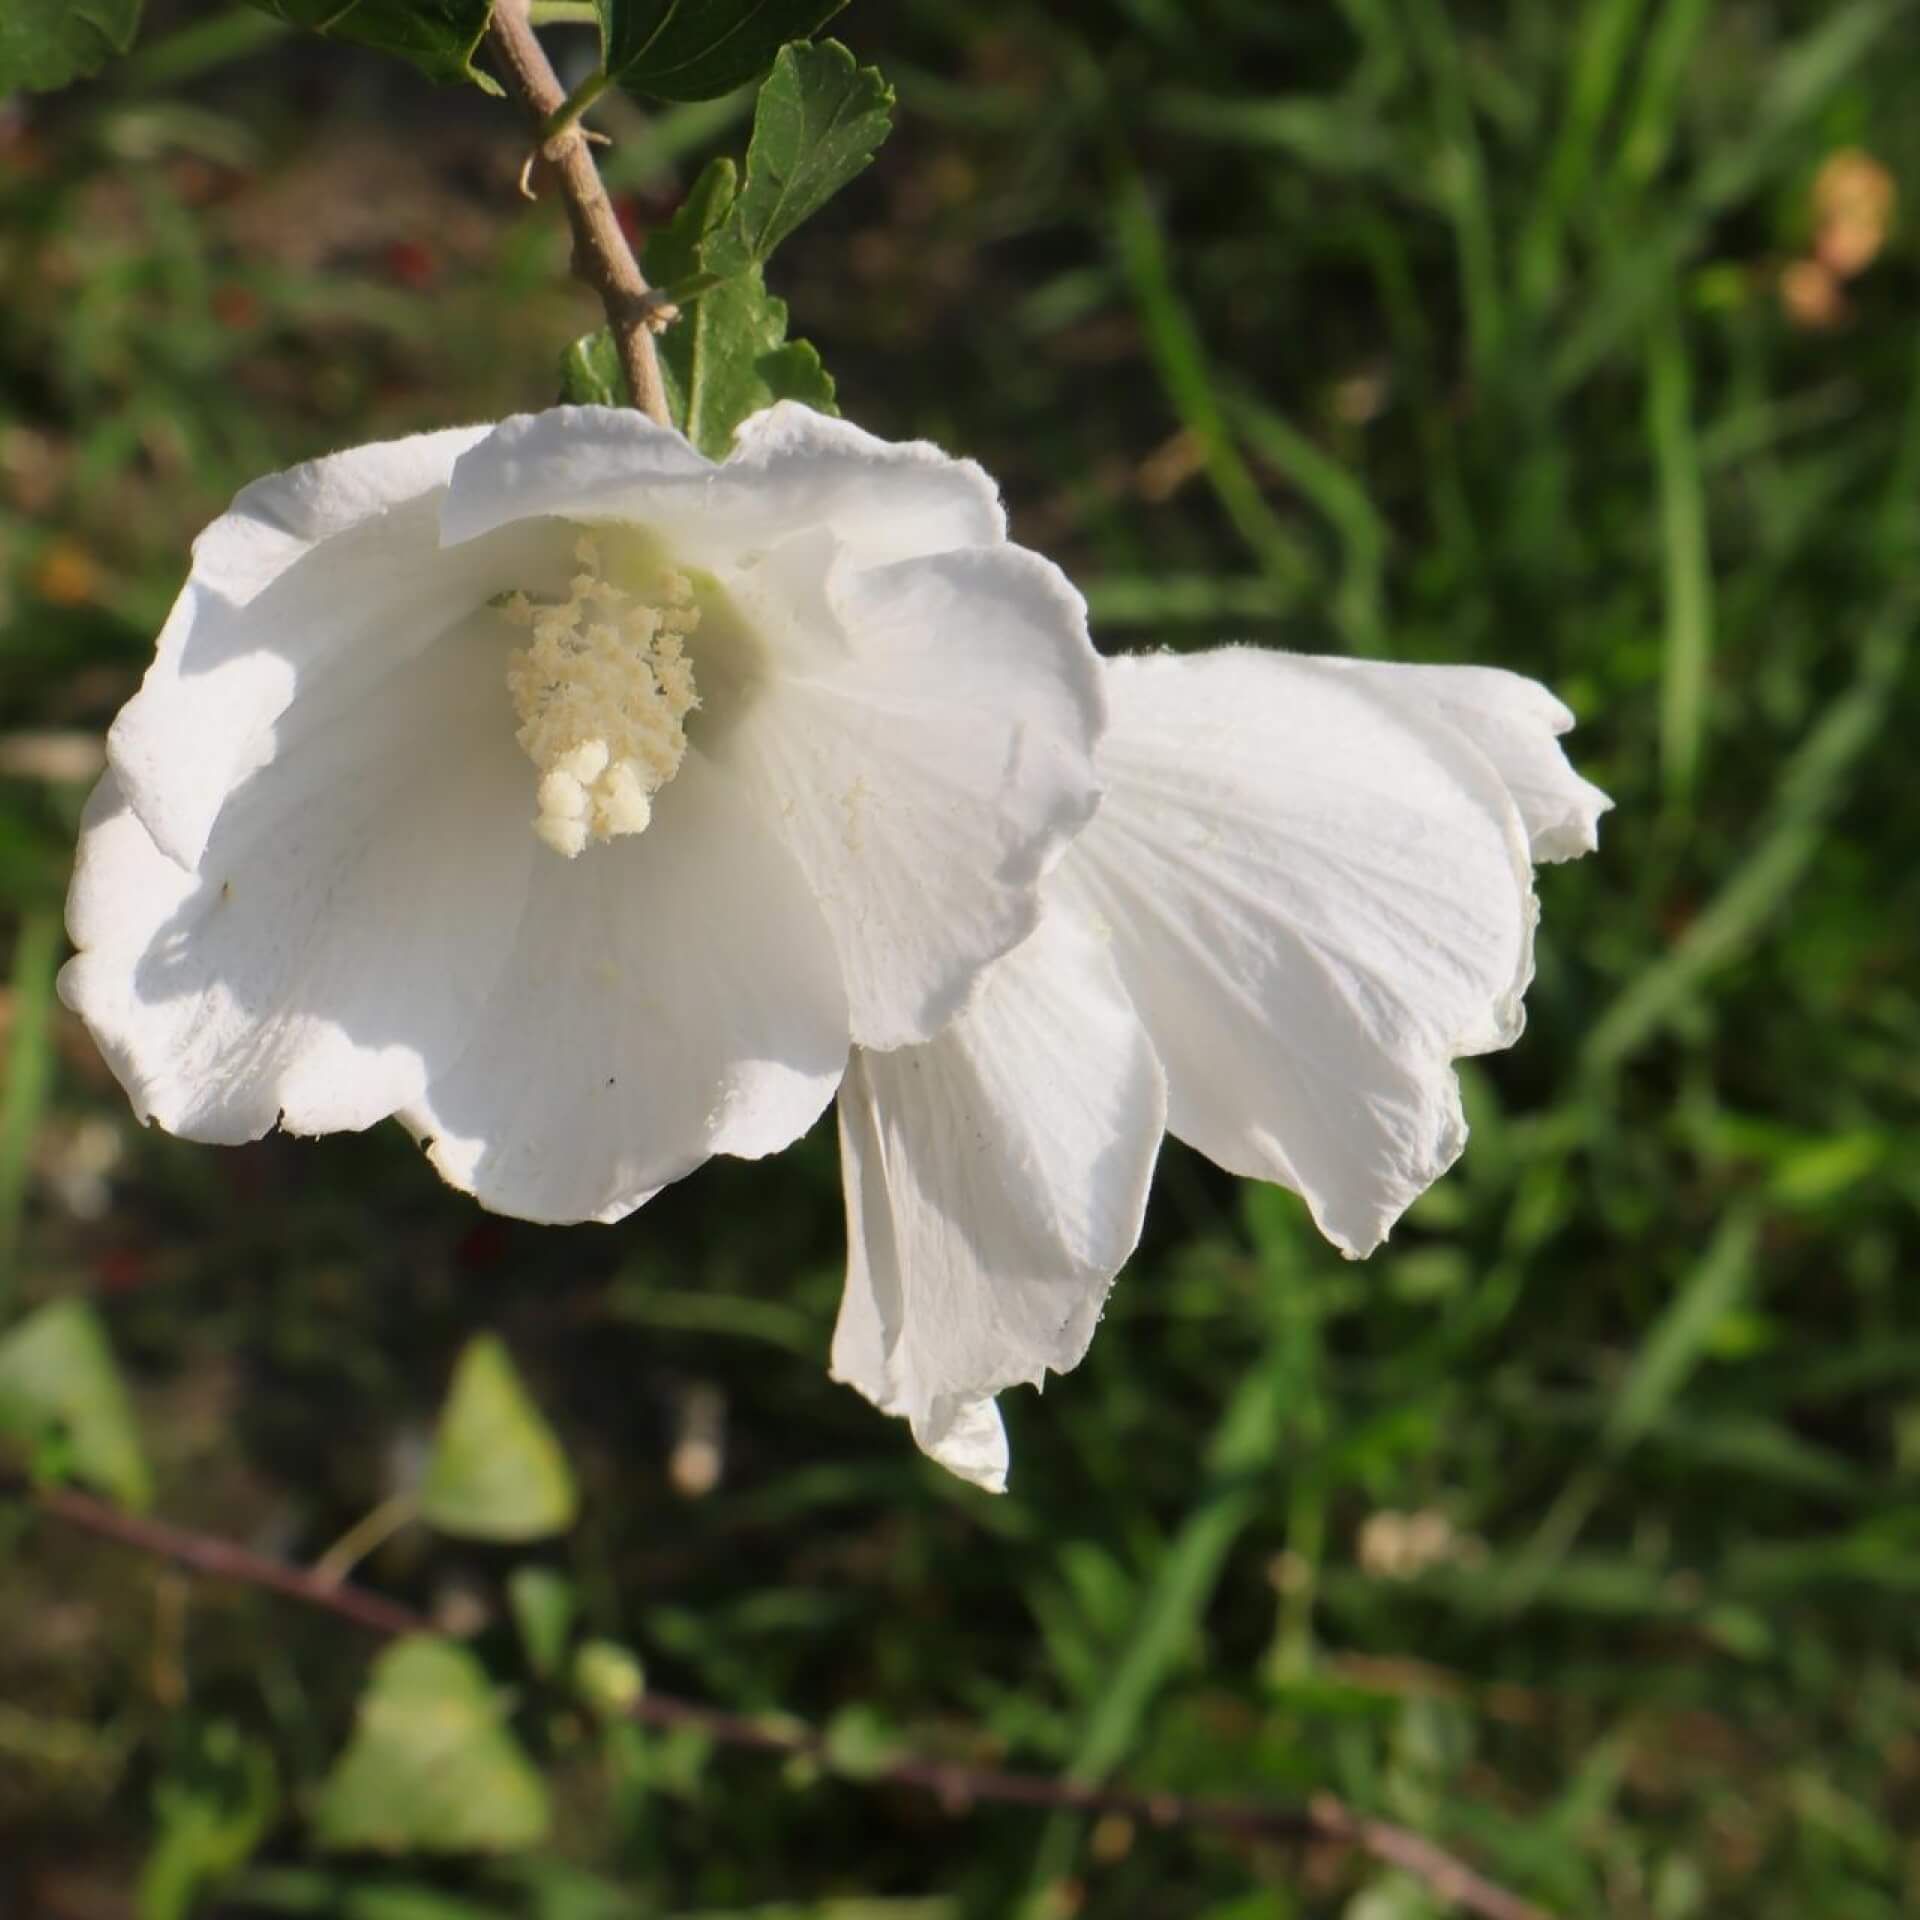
[832,910,1166,1490]
[1321,660,1612,861]
[723,403,1007,562]
[442,402,1005,571]
[60,619,534,1142]
[110,427,568,869]
[1058,647,1537,1258]
[400,751,849,1225]
[719,544,1103,1050]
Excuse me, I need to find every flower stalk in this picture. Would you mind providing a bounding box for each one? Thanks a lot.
[485,0,673,429]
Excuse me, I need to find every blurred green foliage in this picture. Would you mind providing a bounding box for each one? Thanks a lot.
[3,1,1919,1916]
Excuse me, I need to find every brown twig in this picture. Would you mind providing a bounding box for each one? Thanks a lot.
[17,1478,1553,1920]
[30,1482,421,1638]
[485,0,673,428]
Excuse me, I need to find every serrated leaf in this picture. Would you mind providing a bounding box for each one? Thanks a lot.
[754,335,837,406]
[598,0,845,102]
[659,282,837,457]
[645,153,742,287]
[0,1299,151,1510]
[701,40,893,280]
[565,158,840,440]
[643,158,837,455]
[244,0,497,89]
[315,1638,550,1855]
[0,0,141,92]
[420,1336,577,1543]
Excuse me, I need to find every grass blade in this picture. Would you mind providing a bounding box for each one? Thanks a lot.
[1583,588,1913,1074]
[1107,160,1317,594]
[1647,296,1713,811]
[0,909,60,1312]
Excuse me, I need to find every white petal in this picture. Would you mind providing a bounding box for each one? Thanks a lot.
[923,1398,1011,1493]
[832,910,1166,1490]
[109,427,567,869]
[1321,661,1612,862]
[1059,647,1537,1257]
[442,402,1004,571]
[723,403,1007,562]
[60,620,533,1142]
[720,544,1103,1050]
[400,752,849,1225]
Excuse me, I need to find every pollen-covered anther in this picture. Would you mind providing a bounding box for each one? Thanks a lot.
[503,536,701,857]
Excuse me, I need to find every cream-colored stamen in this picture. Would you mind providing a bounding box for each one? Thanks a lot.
[503,536,700,857]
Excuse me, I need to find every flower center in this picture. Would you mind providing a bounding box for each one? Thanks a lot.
[502,535,701,859]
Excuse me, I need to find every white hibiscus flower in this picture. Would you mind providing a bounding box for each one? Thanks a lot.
[832,645,1611,1490]
[60,404,1106,1222]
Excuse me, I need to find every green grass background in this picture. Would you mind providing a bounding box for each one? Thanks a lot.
[3,0,1919,1914]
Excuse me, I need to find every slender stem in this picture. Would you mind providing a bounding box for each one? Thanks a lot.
[485,0,673,428]
[13,1475,1556,1920]
[540,68,613,143]
[309,1490,418,1589]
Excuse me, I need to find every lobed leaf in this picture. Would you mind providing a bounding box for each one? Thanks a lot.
[701,39,893,280]
[244,0,498,89]
[598,0,846,102]
[643,156,837,456]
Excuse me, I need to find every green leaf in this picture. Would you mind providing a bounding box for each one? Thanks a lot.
[500,1858,637,1920]
[0,0,141,92]
[1602,1207,1761,1455]
[646,139,742,280]
[659,276,839,459]
[701,40,893,280]
[419,1335,578,1543]
[562,51,871,437]
[0,1299,152,1510]
[822,1702,903,1781]
[642,157,838,456]
[559,329,626,408]
[139,1721,277,1920]
[243,0,497,89]
[314,1638,551,1855]
[506,1566,577,1680]
[570,1638,646,1719]
[598,0,846,102]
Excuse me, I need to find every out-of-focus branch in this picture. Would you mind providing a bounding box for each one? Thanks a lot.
[14,1477,1554,1920]
[485,0,673,428]
[27,1481,419,1637]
